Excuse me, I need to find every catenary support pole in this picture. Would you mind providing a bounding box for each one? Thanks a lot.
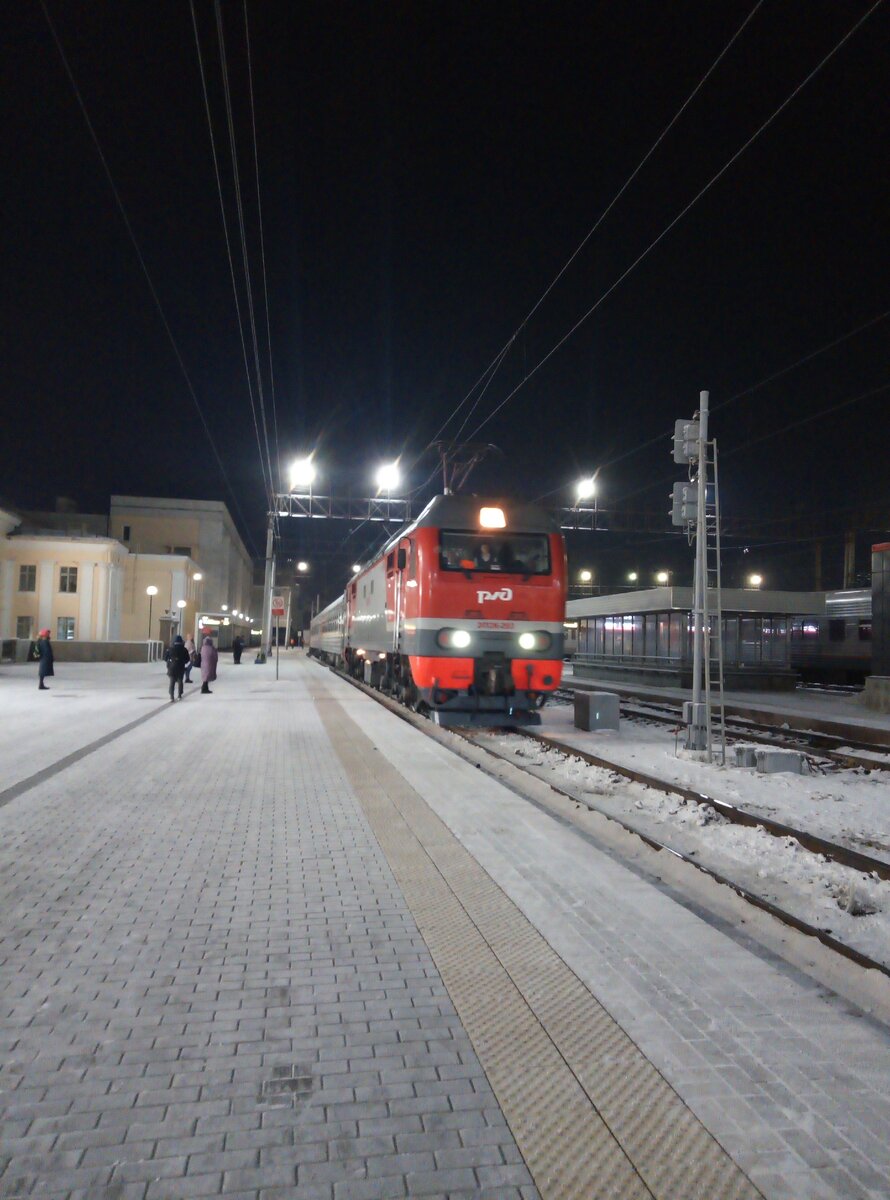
[258,512,274,663]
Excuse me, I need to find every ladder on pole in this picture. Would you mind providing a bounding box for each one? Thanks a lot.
[704,441,726,763]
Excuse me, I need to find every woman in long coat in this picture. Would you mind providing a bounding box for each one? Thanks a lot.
[200,635,219,694]
[37,628,54,691]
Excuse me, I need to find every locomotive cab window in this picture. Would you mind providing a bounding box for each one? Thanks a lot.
[438,531,550,575]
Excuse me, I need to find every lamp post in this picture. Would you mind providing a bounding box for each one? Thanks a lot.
[655,571,670,585]
[146,585,158,640]
[176,598,187,634]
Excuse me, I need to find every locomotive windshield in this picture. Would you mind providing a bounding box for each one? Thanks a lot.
[438,531,551,575]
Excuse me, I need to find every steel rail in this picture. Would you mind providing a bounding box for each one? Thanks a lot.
[518,728,890,881]
[317,658,890,981]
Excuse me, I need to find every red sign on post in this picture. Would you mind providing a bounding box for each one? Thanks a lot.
[271,595,286,617]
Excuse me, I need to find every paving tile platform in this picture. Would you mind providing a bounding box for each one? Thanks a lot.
[0,655,889,1199]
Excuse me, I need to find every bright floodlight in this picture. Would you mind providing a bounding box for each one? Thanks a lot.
[579,569,593,583]
[627,571,638,583]
[656,571,669,584]
[376,462,401,492]
[289,456,316,490]
[145,585,158,597]
[575,476,597,502]
[479,506,506,529]
[176,599,187,609]
[748,573,763,588]
[297,560,309,572]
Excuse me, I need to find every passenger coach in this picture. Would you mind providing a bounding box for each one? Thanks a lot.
[310,494,567,725]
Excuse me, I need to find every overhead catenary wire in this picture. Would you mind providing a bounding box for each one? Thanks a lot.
[214,1,277,513]
[610,376,890,510]
[243,0,281,496]
[465,0,884,444]
[431,0,765,445]
[189,0,273,511]
[533,305,890,503]
[39,0,259,556]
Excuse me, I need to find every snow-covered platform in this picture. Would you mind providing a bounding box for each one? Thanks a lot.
[565,667,890,742]
[1,656,889,1199]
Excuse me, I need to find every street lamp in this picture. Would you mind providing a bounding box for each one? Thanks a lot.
[289,456,317,491]
[194,572,203,582]
[578,569,593,583]
[297,561,309,573]
[627,571,638,583]
[655,571,670,585]
[352,564,361,574]
[145,585,158,639]
[176,598,187,632]
[221,603,228,611]
[376,461,401,493]
[747,573,763,589]
[575,477,597,503]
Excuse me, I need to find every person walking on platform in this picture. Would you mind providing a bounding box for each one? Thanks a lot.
[183,634,197,684]
[36,628,54,691]
[232,635,244,664]
[164,634,189,702]
[200,635,218,694]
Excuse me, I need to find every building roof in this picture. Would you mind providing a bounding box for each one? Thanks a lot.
[566,586,829,619]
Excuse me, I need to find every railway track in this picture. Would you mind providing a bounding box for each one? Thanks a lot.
[324,661,890,982]
[554,688,890,772]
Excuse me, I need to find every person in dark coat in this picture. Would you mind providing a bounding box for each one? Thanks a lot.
[164,634,190,702]
[36,628,54,691]
[232,635,244,664]
[200,635,219,694]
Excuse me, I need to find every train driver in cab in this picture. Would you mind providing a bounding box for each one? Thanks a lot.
[475,541,501,570]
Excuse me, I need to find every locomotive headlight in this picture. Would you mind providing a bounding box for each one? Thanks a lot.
[518,631,552,652]
[437,628,471,649]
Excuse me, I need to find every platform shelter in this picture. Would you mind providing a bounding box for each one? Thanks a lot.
[567,586,826,691]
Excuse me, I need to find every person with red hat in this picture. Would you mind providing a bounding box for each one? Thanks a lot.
[36,628,54,691]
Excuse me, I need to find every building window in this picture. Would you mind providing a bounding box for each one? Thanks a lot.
[57,617,76,640]
[172,546,192,557]
[122,524,131,542]
[16,616,32,639]
[19,564,36,591]
[59,566,78,593]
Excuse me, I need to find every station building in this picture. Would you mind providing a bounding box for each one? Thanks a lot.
[567,586,826,691]
[0,497,255,659]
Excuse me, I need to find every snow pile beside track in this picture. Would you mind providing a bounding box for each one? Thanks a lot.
[486,733,890,969]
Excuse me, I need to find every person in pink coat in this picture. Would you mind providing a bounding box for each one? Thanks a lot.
[200,635,219,694]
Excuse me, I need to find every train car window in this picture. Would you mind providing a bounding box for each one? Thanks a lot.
[408,540,417,580]
[439,531,550,574]
[828,619,846,642]
[386,552,395,572]
[859,620,872,641]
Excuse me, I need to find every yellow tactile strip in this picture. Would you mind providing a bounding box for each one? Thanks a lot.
[314,684,763,1200]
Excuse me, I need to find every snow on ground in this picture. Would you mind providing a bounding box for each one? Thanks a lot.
[0,660,175,792]
[568,670,890,733]
[541,702,890,862]
[480,721,890,968]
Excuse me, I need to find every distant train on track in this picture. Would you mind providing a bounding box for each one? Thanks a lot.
[790,588,872,684]
[309,494,567,725]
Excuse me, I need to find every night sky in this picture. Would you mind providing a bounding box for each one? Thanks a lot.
[2,1,888,594]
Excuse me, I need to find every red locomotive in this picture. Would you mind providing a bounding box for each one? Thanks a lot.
[309,494,566,725]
